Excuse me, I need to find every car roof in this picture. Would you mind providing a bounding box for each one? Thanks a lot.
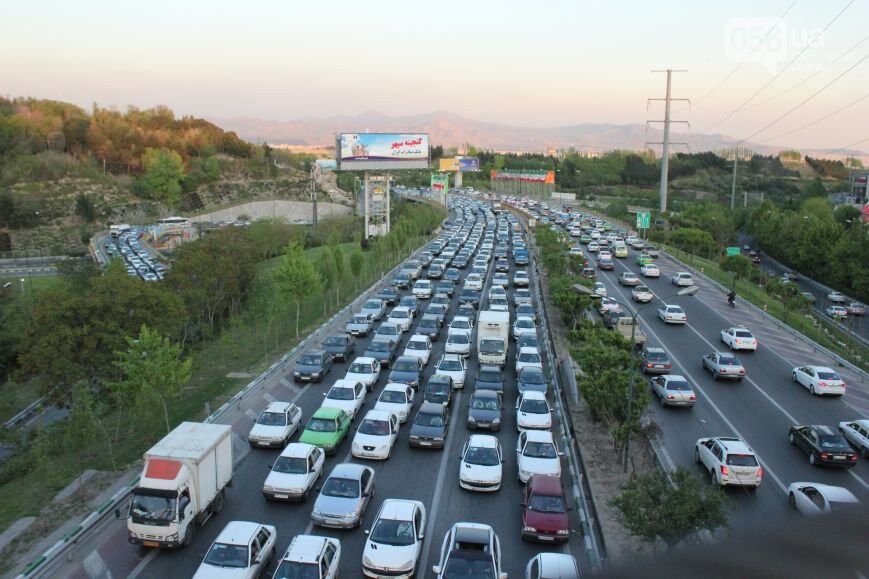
[791,483,859,503]
[408,334,429,342]
[467,434,499,448]
[808,365,835,373]
[378,498,421,521]
[263,401,293,413]
[362,409,395,422]
[328,462,368,479]
[442,353,462,361]
[214,521,261,545]
[525,429,555,442]
[472,389,499,399]
[280,442,316,458]
[383,382,411,392]
[452,522,493,547]
[419,401,446,414]
[522,390,547,400]
[519,346,540,354]
[529,474,564,495]
[715,437,754,454]
[353,356,376,364]
[312,407,345,419]
[645,347,666,354]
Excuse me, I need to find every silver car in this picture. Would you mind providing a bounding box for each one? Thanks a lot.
[702,352,746,381]
[650,375,696,407]
[311,463,375,529]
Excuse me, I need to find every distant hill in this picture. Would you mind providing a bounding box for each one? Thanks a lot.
[211,110,868,161]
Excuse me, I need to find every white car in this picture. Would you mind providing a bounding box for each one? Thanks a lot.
[631,285,654,303]
[826,305,848,317]
[193,521,276,579]
[463,274,484,291]
[445,332,472,357]
[827,291,847,303]
[345,357,382,391]
[513,316,537,340]
[838,419,869,457]
[513,270,530,287]
[526,553,580,579]
[671,272,694,287]
[433,522,506,579]
[412,280,433,299]
[516,391,552,431]
[787,482,859,516]
[598,297,621,315]
[489,297,510,313]
[694,437,762,489]
[248,402,302,448]
[272,535,341,579]
[435,354,467,388]
[641,263,660,278]
[362,499,427,579]
[448,316,473,337]
[792,365,846,396]
[263,443,325,501]
[374,383,415,423]
[321,379,366,420]
[720,326,758,351]
[598,250,612,261]
[592,282,607,298]
[515,346,543,374]
[587,241,599,253]
[489,285,507,301]
[352,409,400,459]
[492,272,510,287]
[403,334,432,366]
[568,247,583,257]
[459,434,504,492]
[516,430,562,483]
[387,307,413,333]
[361,298,386,321]
[657,304,687,324]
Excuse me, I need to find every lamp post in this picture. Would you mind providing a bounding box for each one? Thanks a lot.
[574,283,698,471]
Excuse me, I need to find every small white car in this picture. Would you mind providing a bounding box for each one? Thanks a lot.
[516,391,552,431]
[720,326,758,351]
[463,274,484,291]
[321,380,366,420]
[445,332,472,357]
[374,383,415,423]
[352,409,400,459]
[838,419,869,457]
[671,272,694,287]
[513,270,530,287]
[516,430,562,483]
[492,272,510,287]
[345,357,382,391]
[403,334,432,366]
[435,354,467,389]
[272,535,340,578]
[792,366,846,396]
[694,437,762,489]
[459,435,504,492]
[387,307,413,333]
[263,443,325,501]
[362,499,427,578]
[193,521,276,579]
[513,316,537,340]
[658,304,687,324]
[827,291,847,303]
[787,482,859,516]
[525,553,580,579]
[587,241,599,253]
[515,346,543,374]
[448,316,473,337]
[361,298,387,321]
[568,247,583,257]
[641,263,660,278]
[631,285,654,303]
[598,297,621,315]
[248,402,302,448]
[489,285,507,301]
[592,282,607,298]
[650,375,696,407]
[412,279,433,299]
[826,305,848,317]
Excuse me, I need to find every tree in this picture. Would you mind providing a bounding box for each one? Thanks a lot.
[833,204,861,227]
[275,242,320,338]
[720,254,751,284]
[331,245,345,305]
[0,194,16,228]
[610,468,729,551]
[74,193,96,222]
[804,177,827,197]
[349,249,364,292]
[139,147,185,206]
[318,255,336,315]
[110,324,192,435]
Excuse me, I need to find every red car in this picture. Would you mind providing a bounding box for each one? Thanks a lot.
[521,474,571,543]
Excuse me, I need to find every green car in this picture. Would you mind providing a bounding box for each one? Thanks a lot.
[603,223,613,231]
[636,253,653,266]
[299,407,351,455]
[580,234,592,244]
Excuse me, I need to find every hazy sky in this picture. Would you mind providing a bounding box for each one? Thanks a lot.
[2,0,867,149]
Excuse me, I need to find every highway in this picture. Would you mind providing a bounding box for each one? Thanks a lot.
[54,199,586,578]
[557,216,869,537]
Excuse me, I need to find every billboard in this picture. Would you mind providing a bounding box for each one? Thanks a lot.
[439,158,460,171]
[431,173,449,194]
[338,133,430,170]
[490,169,555,184]
[458,157,480,172]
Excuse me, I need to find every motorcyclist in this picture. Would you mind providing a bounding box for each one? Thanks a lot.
[727,290,736,308]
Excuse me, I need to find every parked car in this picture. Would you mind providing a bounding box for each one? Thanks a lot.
[263,443,325,501]
[293,351,334,383]
[193,521,276,579]
[789,425,858,467]
[702,352,746,381]
[650,375,696,407]
[467,390,503,431]
[792,365,846,396]
[321,335,356,362]
[362,499,427,579]
[311,463,375,528]
[409,402,451,449]
[694,436,762,488]
[248,402,302,448]
[272,535,340,578]
[458,435,504,492]
[351,410,400,460]
[521,474,571,543]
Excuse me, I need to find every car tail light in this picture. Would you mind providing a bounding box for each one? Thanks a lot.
[688,395,696,400]
[667,395,674,400]
[820,453,830,460]
[819,382,827,387]
[720,465,729,476]
[756,467,764,478]
[646,363,654,368]
[850,454,857,462]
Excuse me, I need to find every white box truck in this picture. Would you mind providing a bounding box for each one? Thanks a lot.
[121,422,233,549]
[477,310,510,366]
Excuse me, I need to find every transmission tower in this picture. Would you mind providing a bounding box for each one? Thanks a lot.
[646,69,689,213]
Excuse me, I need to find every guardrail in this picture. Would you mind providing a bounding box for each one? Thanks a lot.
[17,233,441,579]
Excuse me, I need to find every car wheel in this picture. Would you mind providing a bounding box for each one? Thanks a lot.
[182,521,195,547]
[212,490,225,514]
[810,385,816,396]
[712,373,718,381]
[788,492,797,509]
[792,372,797,383]
[709,469,717,486]
[660,395,667,407]
[694,448,700,463]
[789,432,795,444]
[809,453,818,466]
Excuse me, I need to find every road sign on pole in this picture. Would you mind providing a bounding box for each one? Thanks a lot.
[636,212,650,229]
[726,246,741,256]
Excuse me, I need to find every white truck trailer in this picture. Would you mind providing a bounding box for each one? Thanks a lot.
[476,310,510,366]
[121,421,233,549]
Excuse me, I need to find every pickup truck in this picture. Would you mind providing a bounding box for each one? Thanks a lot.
[614,316,646,349]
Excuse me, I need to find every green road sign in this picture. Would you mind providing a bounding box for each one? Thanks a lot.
[726,246,741,256]
[636,212,650,229]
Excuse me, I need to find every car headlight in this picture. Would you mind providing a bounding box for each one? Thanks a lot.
[263,485,274,492]
[166,533,178,541]
[363,555,375,567]
[523,526,537,533]
[433,436,444,442]
[467,416,477,423]
[492,418,501,425]
[322,444,335,451]
[312,507,323,517]
[557,529,570,535]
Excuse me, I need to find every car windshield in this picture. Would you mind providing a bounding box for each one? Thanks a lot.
[380,390,407,404]
[442,553,496,578]
[440,359,462,371]
[668,307,683,314]
[359,418,391,436]
[306,418,337,433]
[129,492,176,524]
[528,494,566,513]
[726,454,758,467]
[472,396,499,411]
[204,542,249,569]
[364,301,380,310]
[524,442,557,459]
[327,387,355,401]
[299,355,321,365]
[420,319,437,327]
[464,446,500,466]
[818,371,841,380]
[449,334,470,345]
[415,412,445,427]
[452,320,471,330]
[636,286,650,293]
[349,363,372,374]
[391,310,409,319]
[394,359,418,372]
[350,316,369,325]
[257,411,287,426]
[407,341,427,351]
[272,456,307,474]
[426,383,449,396]
[400,298,417,307]
[518,352,540,363]
[378,326,398,336]
[370,519,416,547]
[719,357,740,366]
[367,342,390,353]
[520,399,548,414]
[818,435,850,450]
[666,380,692,391]
[522,370,545,384]
[321,477,360,498]
[273,560,321,579]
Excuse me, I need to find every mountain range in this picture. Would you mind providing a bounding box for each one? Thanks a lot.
[210,110,867,160]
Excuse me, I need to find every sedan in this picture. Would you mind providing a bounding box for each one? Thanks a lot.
[375,383,415,424]
[789,425,858,467]
[513,270,530,287]
[702,352,746,381]
[321,335,356,362]
[409,402,450,449]
[641,263,660,278]
[459,435,504,492]
[592,282,607,298]
[847,302,864,316]
[435,354,467,389]
[671,272,694,286]
[248,402,302,448]
[403,334,432,366]
[445,332,473,357]
[426,304,448,324]
[345,357,382,391]
[518,366,549,395]
[467,390,503,431]
[386,307,413,333]
[263,443,325,501]
[311,463,375,528]
[650,375,696,407]
[363,339,397,369]
[374,322,403,343]
[516,391,552,431]
[827,291,847,303]
[273,535,340,579]
[521,474,571,543]
[193,521,276,579]
[293,350,333,383]
[657,304,687,324]
[376,286,401,306]
[631,285,654,303]
[362,499,427,579]
[787,482,859,516]
[361,298,386,321]
[720,326,758,351]
[525,554,580,579]
[513,316,537,340]
[321,380,366,420]
[352,410,400,460]
[423,374,454,407]
[618,272,640,287]
[417,315,442,340]
[516,430,562,484]
[826,305,848,317]
[839,419,869,457]
[516,303,537,321]
[389,356,424,388]
[792,365,846,396]
[432,522,506,579]
[346,314,374,337]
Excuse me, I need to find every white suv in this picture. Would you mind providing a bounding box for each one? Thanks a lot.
[695,437,763,489]
[272,535,340,579]
[671,272,694,287]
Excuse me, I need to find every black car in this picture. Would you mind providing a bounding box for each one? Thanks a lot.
[376,286,401,306]
[321,335,356,362]
[789,425,858,468]
[467,389,503,431]
[428,265,444,279]
[434,280,455,297]
[417,315,442,340]
[474,365,504,393]
[640,347,671,375]
[399,296,419,317]
[423,375,453,407]
[426,303,448,324]
[602,309,628,329]
[363,339,398,368]
[389,356,424,388]
[444,268,461,283]
[458,289,481,308]
[293,350,333,383]
[392,272,411,289]
[409,402,450,449]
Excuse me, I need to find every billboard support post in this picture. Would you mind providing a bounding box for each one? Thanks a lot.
[455,170,462,189]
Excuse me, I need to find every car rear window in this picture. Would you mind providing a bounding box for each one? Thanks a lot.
[666,380,691,391]
[719,356,740,365]
[726,454,758,467]
[817,372,841,380]
[734,331,753,338]
[818,435,850,450]
[647,351,668,362]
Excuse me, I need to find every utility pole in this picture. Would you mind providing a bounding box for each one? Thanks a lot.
[646,69,688,213]
[730,152,738,210]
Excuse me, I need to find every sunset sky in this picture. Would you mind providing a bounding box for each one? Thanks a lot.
[2,0,867,149]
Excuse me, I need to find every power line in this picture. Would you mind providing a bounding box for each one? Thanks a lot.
[821,136,869,157]
[755,91,869,143]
